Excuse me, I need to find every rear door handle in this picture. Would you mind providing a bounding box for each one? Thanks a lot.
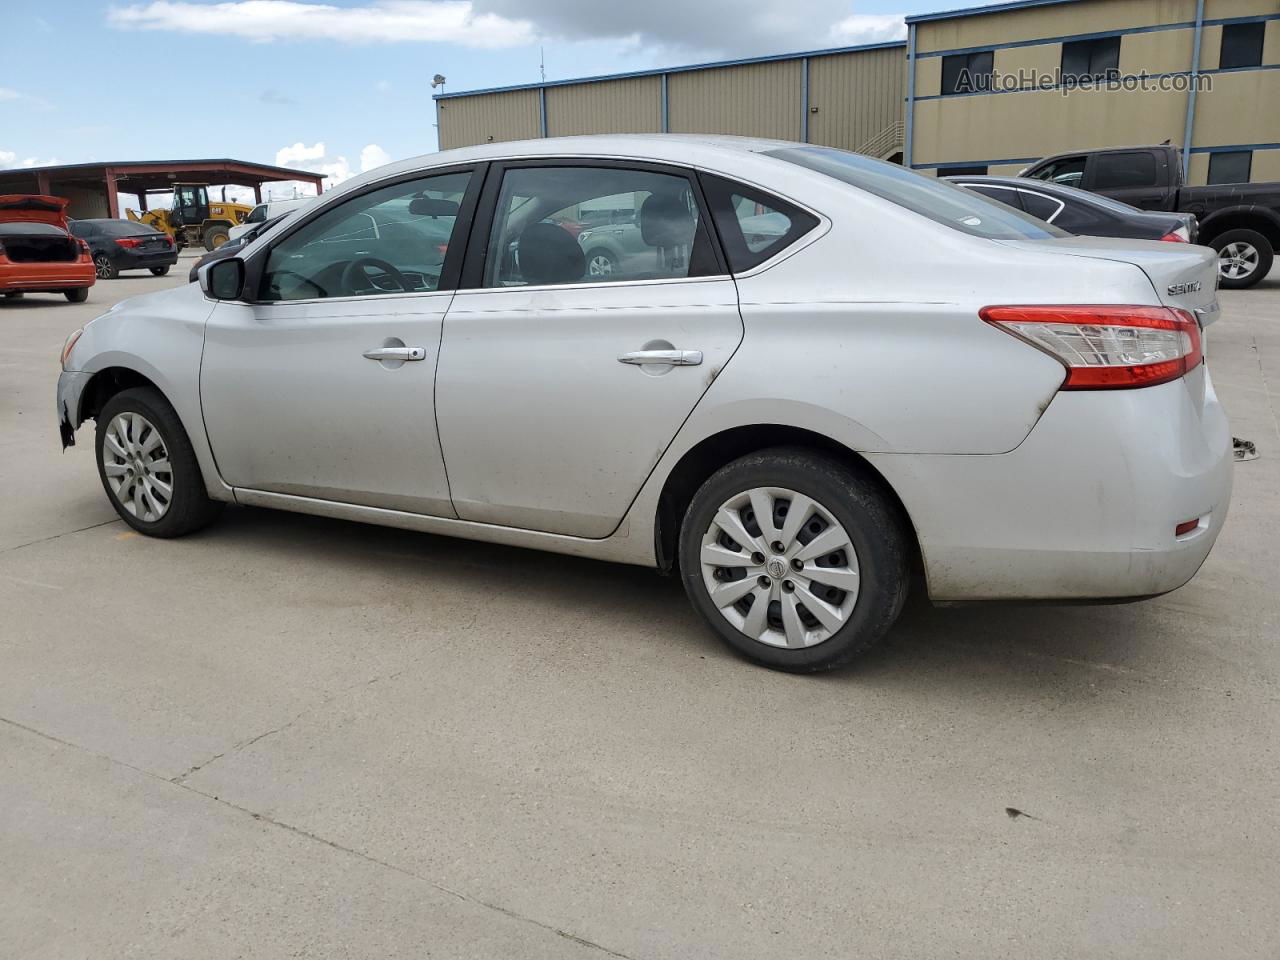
[617,349,703,366]
[363,346,426,361]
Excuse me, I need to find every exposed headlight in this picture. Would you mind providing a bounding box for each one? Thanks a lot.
[61,328,84,370]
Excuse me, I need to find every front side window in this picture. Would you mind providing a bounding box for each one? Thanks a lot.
[1220,22,1265,69]
[768,146,1068,241]
[1092,152,1157,189]
[260,170,471,301]
[1028,155,1086,187]
[484,165,717,288]
[941,50,994,95]
[245,205,267,224]
[701,175,818,272]
[1061,36,1121,81]
[1208,151,1253,186]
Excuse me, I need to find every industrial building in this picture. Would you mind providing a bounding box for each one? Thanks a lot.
[435,0,1280,186]
[0,159,326,220]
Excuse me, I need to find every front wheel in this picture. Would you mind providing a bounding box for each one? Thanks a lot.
[203,227,230,251]
[679,448,909,672]
[149,265,171,277]
[1213,229,1273,289]
[64,288,89,303]
[95,387,224,537]
[585,248,618,277]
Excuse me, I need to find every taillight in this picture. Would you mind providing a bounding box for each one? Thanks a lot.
[981,305,1202,390]
[114,236,144,248]
[76,239,91,257]
[1160,225,1190,243]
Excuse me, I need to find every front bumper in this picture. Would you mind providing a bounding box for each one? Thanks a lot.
[57,370,92,449]
[869,368,1233,602]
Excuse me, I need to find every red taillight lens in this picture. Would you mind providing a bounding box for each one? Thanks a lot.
[1160,232,1187,243]
[1174,518,1200,537]
[981,305,1202,390]
[114,236,144,248]
[76,239,91,256]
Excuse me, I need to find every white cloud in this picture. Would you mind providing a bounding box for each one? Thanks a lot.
[830,14,907,44]
[108,0,534,49]
[0,88,20,102]
[360,144,392,172]
[0,149,60,170]
[276,141,328,167]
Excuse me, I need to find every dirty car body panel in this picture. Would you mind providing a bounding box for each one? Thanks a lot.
[59,135,1231,613]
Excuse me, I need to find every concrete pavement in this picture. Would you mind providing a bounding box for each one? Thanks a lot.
[2,254,1278,958]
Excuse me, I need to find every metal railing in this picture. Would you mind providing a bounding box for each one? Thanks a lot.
[856,121,905,159]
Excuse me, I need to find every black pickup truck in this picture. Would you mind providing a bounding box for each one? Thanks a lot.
[1021,144,1280,289]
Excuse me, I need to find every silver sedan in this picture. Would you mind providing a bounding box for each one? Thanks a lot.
[57,135,1231,672]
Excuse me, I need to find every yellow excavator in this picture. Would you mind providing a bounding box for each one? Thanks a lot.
[127,183,252,251]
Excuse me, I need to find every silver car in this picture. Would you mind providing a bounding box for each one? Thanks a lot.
[56,136,1232,672]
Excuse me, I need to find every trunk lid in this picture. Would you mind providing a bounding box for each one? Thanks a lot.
[0,194,71,228]
[996,235,1220,325]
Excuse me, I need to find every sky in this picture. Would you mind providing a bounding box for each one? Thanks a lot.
[0,0,941,202]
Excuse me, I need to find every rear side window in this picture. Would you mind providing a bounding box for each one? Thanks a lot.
[701,175,818,272]
[1092,152,1157,189]
[1018,190,1063,222]
[958,183,1024,209]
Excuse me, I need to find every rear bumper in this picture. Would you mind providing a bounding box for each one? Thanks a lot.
[869,369,1233,602]
[0,261,95,292]
[112,249,179,270]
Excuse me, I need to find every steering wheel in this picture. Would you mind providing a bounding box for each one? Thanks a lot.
[341,257,409,294]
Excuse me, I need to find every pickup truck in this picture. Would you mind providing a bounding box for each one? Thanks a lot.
[1021,144,1280,289]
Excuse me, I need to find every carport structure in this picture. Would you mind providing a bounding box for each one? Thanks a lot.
[0,159,326,220]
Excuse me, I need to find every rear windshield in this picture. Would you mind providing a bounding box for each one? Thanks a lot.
[0,222,67,237]
[766,146,1069,240]
[88,219,160,236]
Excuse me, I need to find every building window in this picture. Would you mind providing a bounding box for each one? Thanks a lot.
[1219,22,1265,70]
[941,50,994,95]
[1061,36,1121,81]
[946,165,989,176]
[1207,151,1253,185]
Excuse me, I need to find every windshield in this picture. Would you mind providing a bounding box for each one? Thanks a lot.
[766,146,1069,240]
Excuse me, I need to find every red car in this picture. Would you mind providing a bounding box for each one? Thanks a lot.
[0,195,95,303]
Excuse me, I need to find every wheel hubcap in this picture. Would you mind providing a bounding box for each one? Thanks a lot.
[700,486,860,649]
[95,256,112,278]
[102,413,173,522]
[588,255,613,276]
[1218,242,1259,280]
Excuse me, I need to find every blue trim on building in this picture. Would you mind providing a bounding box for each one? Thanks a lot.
[906,0,1077,25]
[912,142,1280,170]
[432,40,906,101]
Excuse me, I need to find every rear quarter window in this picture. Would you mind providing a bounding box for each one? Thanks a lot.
[701,174,819,272]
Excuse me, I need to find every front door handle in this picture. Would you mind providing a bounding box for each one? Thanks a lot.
[363,346,426,361]
[617,349,703,367]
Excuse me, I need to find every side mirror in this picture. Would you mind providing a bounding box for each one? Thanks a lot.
[199,257,246,300]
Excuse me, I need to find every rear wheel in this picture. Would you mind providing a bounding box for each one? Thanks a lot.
[1213,229,1273,289]
[94,254,119,279]
[95,387,223,538]
[64,288,89,303]
[679,448,909,672]
[204,226,231,251]
[149,265,171,277]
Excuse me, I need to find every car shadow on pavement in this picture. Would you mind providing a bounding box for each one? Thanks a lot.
[203,504,1183,695]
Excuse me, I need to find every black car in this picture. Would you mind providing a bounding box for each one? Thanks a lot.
[69,219,179,279]
[946,175,1197,244]
[187,212,291,282]
[1021,144,1280,288]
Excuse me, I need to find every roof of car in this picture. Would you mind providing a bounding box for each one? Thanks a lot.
[328,134,806,200]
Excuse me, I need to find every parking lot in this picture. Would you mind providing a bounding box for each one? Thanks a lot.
[2,253,1278,957]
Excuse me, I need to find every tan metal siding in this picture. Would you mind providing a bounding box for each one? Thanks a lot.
[546,76,662,136]
[916,0,1198,54]
[807,46,906,153]
[668,61,803,140]
[437,90,541,150]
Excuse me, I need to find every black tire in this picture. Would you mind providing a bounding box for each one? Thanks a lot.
[203,227,231,252]
[679,448,909,672]
[3,291,23,300]
[149,265,171,277]
[584,247,618,277]
[94,253,119,279]
[1212,228,1273,290]
[64,288,89,303]
[95,386,224,538]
